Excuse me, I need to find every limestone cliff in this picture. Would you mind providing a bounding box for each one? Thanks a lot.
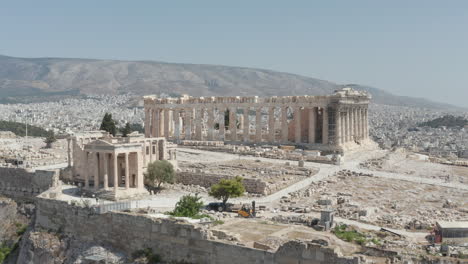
[16,231,126,264]
[0,197,32,264]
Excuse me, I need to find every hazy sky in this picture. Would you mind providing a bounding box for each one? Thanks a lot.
[1,1,467,107]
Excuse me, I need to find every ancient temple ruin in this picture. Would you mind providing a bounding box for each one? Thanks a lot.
[68,131,177,199]
[144,87,371,152]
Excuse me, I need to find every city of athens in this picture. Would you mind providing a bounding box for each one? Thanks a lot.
[0,2,467,264]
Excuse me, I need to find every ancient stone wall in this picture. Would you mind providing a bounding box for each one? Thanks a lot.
[35,198,360,264]
[0,197,17,239]
[0,167,59,198]
[176,171,268,194]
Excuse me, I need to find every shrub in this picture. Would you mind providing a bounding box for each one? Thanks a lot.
[15,223,27,236]
[170,194,204,218]
[132,248,161,264]
[333,224,368,245]
[0,243,14,263]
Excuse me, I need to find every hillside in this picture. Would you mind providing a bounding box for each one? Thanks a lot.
[0,120,50,137]
[0,55,459,109]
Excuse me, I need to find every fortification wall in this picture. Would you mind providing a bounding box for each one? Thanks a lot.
[176,171,268,194]
[0,167,59,198]
[35,198,360,264]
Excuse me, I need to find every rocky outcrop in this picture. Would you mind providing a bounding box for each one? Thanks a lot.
[16,231,127,264]
[0,197,34,264]
[0,197,17,241]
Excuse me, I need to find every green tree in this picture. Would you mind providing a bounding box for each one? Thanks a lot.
[145,160,175,188]
[129,123,145,134]
[44,132,57,148]
[209,176,245,208]
[100,113,117,136]
[170,194,204,218]
[121,122,132,137]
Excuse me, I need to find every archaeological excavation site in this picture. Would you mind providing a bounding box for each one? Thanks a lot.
[0,88,467,264]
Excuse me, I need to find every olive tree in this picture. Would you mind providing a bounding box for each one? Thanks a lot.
[209,176,245,208]
[144,160,175,189]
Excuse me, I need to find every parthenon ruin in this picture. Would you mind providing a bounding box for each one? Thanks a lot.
[144,87,371,152]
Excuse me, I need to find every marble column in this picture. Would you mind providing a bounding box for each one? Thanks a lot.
[334,109,341,146]
[219,108,225,141]
[152,109,159,137]
[103,153,108,189]
[340,111,346,144]
[229,107,237,141]
[136,152,143,188]
[361,108,366,140]
[173,109,180,141]
[308,107,316,144]
[195,108,203,140]
[67,138,72,167]
[164,109,170,138]
[357,108,362,140]
[94,152,99,189]
[144,108,150,137]
[364,108,369,139]
[185,109,192,140]
[322,108,329,144]
[255,107,262,142]
[207,107,215,141]
[113,152,118,191]
[159,109,164,137]
[345,109,350,143]
[148,140,152,163]
[168,110,174,138]
[281,106,288,142]
[124,152,130,189]
[84,151,89,188]
[154,140,159,160]
[268,107,275,142]
[354,108,359,140]
[243,107,249,142]
[294,107,301,143]
[350,108,354,142]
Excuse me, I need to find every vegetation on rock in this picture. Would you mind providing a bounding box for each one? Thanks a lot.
[0,120,49,137]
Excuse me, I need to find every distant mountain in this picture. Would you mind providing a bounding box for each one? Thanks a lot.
[0,55,460,109]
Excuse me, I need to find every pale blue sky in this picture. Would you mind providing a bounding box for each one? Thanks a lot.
[1,1,467,107]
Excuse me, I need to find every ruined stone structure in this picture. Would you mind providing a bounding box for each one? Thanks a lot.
[144,87,371,152]
[0,167,59,199]
[34,197,361,264]
[69,131,176,199]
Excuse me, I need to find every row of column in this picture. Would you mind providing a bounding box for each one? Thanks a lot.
[82,151,137,191]
[145,106,333,145]
[334,107,368,145]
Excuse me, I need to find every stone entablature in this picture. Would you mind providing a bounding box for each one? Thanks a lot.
[143,87,371,152]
